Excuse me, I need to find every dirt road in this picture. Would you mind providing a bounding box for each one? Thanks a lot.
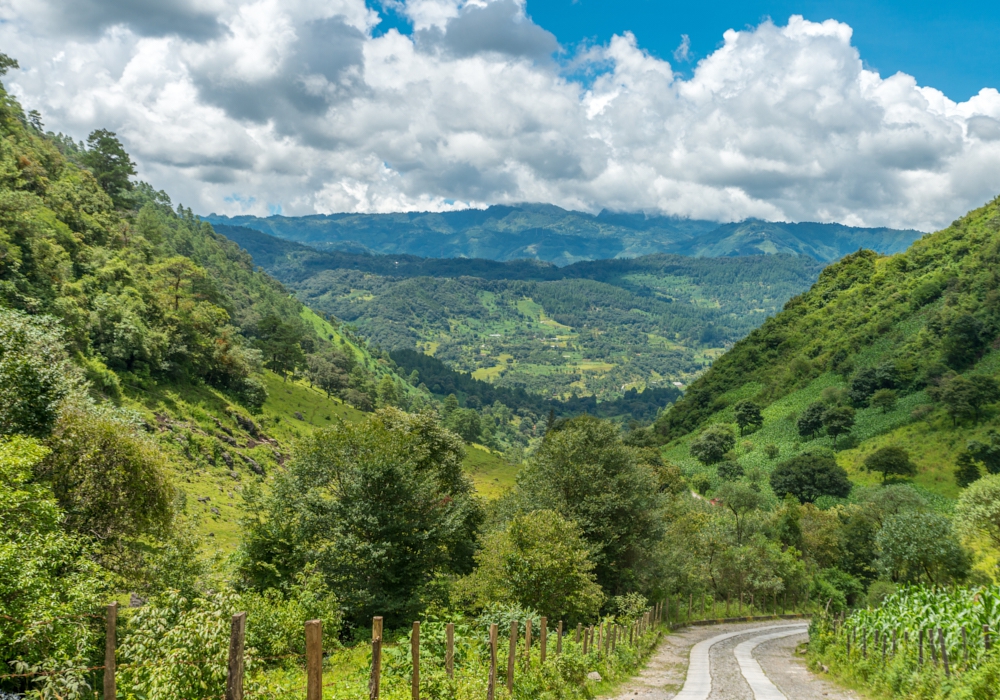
[606,620,862,700]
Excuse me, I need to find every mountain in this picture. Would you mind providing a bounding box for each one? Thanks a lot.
[213,223,824,403]
[203,205,923,265]
[650,194,1000,503]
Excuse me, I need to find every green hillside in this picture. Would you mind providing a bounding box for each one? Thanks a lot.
[205,205,921,265]
[215,224,823,404]
[653,195,1000,503]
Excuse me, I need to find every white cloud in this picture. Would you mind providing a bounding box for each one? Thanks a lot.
[2,1,999,230]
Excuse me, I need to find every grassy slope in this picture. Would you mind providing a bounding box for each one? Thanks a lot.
[658,195,1000,505]
[125,364,516,548]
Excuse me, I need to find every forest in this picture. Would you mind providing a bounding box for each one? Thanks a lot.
[217,223,823,407]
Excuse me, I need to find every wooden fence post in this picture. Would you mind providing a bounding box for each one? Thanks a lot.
[939,629,950,677]
[104,602,117,700]
[610,625,616,654]
[688,594,692,621]
[507,621,517,692]
[892,629,897,657]
[930,630,938,664]
[556,621,563,655]
[846,628,851,657]
[446,623,455,679]
[665,598,670,626]
[487,624,498,700]
[540,617,547,664]
[524,618,532,668]
[985,625,992,651]
[306,620,322,700]
[962,626,968,663]
[582,627,590,655]
[918,629,924,666]
[370,616,383,700]
[226,612,247,700]
[411,622,420,700]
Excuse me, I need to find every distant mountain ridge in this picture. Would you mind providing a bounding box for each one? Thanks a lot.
[203,204,923,264]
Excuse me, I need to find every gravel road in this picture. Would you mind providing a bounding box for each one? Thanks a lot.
[605,620,863,700]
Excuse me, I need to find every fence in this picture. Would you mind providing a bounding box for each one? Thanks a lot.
[836,614,994,678]
[3,602,671,699]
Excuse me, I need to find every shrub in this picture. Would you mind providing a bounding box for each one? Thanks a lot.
[716,460,744,481]
[770,452,852,503]
[689,423,736,465]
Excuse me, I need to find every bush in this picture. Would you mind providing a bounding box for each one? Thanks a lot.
[716,460,744,481]
[689,423,736,465]
[0,309,84,438]
[769,452,852,503]
[456,510,604,622]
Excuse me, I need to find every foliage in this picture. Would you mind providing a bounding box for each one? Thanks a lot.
[862,445,918,484]
[514,416,665,597]
[456,510,604,622]
[39,404,173,545]
[0,436,108,696]
[238,408,482,627]
[769,452,852,503]
[796,402,826,439]
[733,400,763,436]
[875,511,970,584]
[80,130,135,208]
[689,423,736,465]
[822,405,855,448]
[871,388,898,413]
[954,474,1000,552]
[0,309,83,438]
[716,460,744,481]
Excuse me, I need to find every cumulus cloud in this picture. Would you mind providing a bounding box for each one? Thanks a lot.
[2,0,999,229]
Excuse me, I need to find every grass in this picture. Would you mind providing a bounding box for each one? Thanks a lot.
[461,444,520,499]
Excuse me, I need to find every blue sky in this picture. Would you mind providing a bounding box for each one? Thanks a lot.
[373,0,999,101]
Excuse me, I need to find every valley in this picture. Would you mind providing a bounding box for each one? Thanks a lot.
[217,224,824,405]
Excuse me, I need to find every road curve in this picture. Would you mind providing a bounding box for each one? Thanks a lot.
[605,620,861,700]
[673,623,806,700]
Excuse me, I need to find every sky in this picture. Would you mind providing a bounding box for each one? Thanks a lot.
[2,0,1000,230]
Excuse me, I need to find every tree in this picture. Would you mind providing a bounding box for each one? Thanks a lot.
[870,389,898,414]
[376,375,399,408]
[955,452,982,488]
[875,512,969,584]
[239,408,481,626]
[954,474,1000,551]
[862,446,917,484]
[81,129,137,207]
[716,460,744,481]
[928,373,998,425]
[960,431,1000,476]
[769,452,852,503]
[714,481,763,546]
[40,406,174,546]
[733,400,763,436]
[822,405,855,448]
[443,393,459,418]
[941,313,986,369]
[457,510,603,622]
[307,353,349,398]
[689,423,736,465]
[254,314,306,379]
[446,407,482,443]
[797,402,826,439]
[516,416,664,596]
[0,52,18,76]
[0,309,84,439]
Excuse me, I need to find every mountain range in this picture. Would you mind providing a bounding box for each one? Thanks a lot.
[204,204,924,265]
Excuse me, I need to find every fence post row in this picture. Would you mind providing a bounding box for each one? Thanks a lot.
[305,620,322,700]
[370,616,383,700]
[557,620,563,655]
[226,612,246,700]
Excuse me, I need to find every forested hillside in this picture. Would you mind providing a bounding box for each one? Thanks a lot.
[206,206,921,265]
[651,195,1000,508]
[216,223,822,403]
